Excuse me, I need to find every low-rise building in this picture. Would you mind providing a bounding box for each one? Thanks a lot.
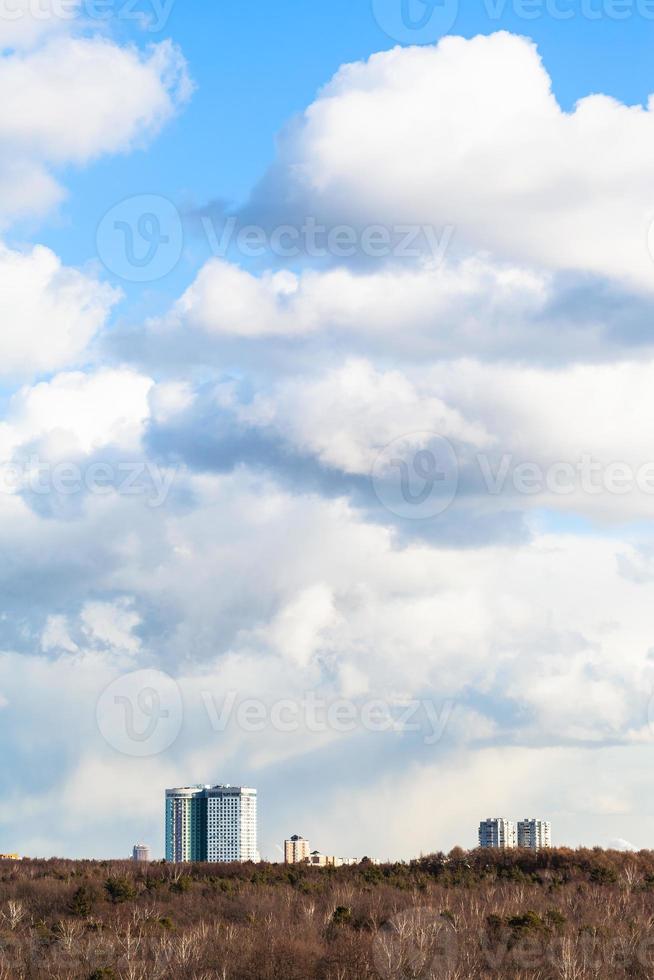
[132,844,151,862]
[306,851,363,867]
[307,850,343,867]
[284,835,311,864]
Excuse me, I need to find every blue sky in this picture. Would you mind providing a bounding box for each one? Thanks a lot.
[2,0,654,860]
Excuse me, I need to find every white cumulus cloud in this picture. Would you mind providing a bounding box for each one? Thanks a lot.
[250,31,654,290]
[0,367,154,460]
[0,35,191,222]
[0,242,119,377]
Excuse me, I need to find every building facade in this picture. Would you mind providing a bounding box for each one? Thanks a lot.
[165,787,208,863]
[165,785,257,863]
[132,844,151,862]
[284,835,311,864]
[478,817,517,849]
[517,819,552,850]
[207,785,258,863]
[308,850,342,867]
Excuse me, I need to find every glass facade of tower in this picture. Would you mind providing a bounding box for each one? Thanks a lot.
[165,786,208,863]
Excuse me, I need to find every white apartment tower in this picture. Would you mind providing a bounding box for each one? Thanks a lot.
[517,819,552,850]
[207,785,258,863]
[284,835,311,864]
[479,817,517,849]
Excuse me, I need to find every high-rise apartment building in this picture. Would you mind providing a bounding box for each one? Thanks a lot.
[284,835,310,864]
[478,817,517,849]
[517,819,552,850]
[207,785,258,862]
[165,787,208,863]
[165,785,257,863]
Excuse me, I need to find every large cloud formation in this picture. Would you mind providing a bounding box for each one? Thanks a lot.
[245,31,654,291]
[2,30,654,860]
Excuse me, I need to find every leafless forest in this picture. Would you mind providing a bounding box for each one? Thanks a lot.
[1,848,654,978]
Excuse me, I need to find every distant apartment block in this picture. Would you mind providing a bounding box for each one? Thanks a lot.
[308,850,342,867]
[285,835,311,864]
[517,819,552,850]
[132,844,151,863]
[0,854,19,860]
[479,817,517,849]
[166,785,257,863]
